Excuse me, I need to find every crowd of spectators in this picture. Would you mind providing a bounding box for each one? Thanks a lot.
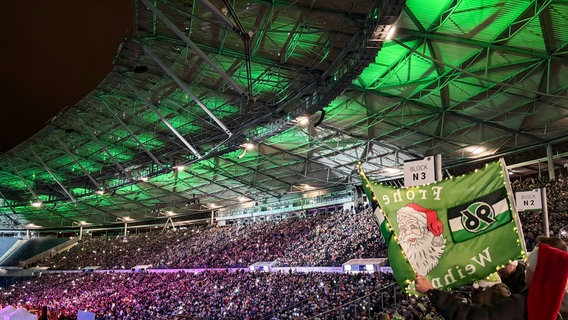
[38,208,387,270]
[0,270,439,320]
[36,175,568,272]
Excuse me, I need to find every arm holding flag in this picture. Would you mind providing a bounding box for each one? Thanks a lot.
[415,274,527,320]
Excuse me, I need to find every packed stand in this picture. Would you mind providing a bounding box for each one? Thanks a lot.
[38,208,387,270]
[0,270,439,320]
[511,175,568,250]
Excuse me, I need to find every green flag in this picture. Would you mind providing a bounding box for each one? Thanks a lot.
[359,159,525,293]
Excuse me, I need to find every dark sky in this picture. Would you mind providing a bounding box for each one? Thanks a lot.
[0,1,133,152]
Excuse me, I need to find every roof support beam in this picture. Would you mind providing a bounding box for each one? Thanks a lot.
[176,170,251,203]
[538,3,555,55]
[6,161,43,206]
[143,46,233,137]
[391,38,567,99]
[493,0,552,44]
[428,0,462,32]
[98,97,166,170]
[396,28,561,60]
[31,150,77,203]
[0,190,23,227]
[140,0,247,98]
[202,160,281,198]
[54,136,103,192]
[78,118,135,182]
[261,143,350,180]
[221,156,293,193]
[125,79,202,159]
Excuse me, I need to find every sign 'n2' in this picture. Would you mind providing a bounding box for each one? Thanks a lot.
[515,189,542,211]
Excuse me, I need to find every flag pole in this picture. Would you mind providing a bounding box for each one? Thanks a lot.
[500,158,527,255]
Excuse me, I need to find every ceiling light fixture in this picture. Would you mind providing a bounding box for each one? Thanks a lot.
[384,167,402,174]
[296,116,310,127]
[465,146,488,155]
[31,201,42,208]
[386,26,396,40]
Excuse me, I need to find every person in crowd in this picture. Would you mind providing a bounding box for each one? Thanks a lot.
[497,260,526,294]
[470,272,512,305]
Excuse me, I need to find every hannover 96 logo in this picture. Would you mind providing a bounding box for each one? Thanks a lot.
[447,188,512,243]
[460,202,496,232]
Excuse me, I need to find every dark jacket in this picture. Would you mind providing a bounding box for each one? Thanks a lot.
[426,288,527,320]
[501,262,527,294]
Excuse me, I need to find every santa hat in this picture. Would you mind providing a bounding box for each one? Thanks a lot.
[399,203,443,237]
[527,243,568,320]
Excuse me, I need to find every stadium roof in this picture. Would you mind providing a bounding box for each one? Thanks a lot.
[1,0,567,230]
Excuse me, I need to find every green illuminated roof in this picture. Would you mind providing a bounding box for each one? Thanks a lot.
[0,0,567,229]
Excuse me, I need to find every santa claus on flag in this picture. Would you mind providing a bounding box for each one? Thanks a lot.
[396,203,446,275]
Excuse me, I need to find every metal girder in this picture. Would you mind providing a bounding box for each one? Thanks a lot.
[365,38,423,90]
[64,201,120,226]
[402,5,425,32]
[374,90,544,145]
[173,169,253,203]
[221,156,294,193]
[137,180,198,205]
[538,3,555,55]
[198,0,241,35]
[318,122,421,161]
[6,161,43,206]
[454,62,553,118]
[54,136,103,192]
[77,118,135,182]
[428,0,463,32]
[202,159,281,199]
[493,0,553,43]
[406,48,485,103]
[143,45,233,136]
[391,38,567,99]
[98,97,165,170]
[396,28,561,60]
[254,0,354,16]
[0,190,23,227]
[140,0,248,98]
[125,79,202,158]
[260,143,352,182]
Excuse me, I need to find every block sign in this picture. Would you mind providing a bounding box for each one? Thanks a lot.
[515,189,542,211]
[404,156,435,187]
